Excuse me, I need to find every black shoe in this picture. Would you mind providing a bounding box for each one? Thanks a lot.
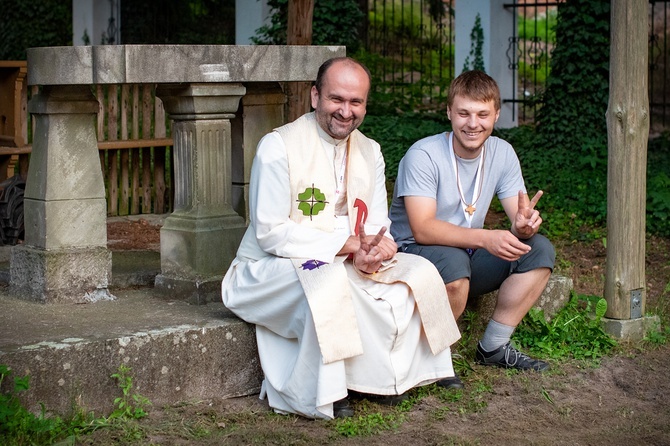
[333,398,354,418]
[348,390,408,406]
[475,342,550,372]
[436,374,464,390]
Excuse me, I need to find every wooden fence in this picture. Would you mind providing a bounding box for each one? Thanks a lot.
[0,62,174,217]
[95,84,173,216]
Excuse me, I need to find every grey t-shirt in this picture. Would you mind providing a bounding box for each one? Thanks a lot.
[389,132,525,249]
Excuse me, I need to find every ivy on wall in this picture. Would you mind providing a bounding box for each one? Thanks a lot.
[515,0,611,232]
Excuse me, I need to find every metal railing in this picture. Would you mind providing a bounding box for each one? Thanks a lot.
[361,0,455,112]
[361,0,669,134]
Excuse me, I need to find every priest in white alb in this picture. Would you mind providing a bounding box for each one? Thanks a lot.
[222,57,460,420]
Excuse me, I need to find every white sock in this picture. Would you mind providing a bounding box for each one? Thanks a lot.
[479,319,515,352]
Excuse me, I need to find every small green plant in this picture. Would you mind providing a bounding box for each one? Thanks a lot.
[0,365,65,445]
[513,293,616,361]
[334,411,404,438]
[109,365,151,420]
[463,13,485,72]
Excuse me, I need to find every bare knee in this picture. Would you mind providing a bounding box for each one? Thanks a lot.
[446,278,469,320]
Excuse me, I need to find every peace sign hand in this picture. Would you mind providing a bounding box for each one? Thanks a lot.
[353,224,388,274]
[514,190,543,239]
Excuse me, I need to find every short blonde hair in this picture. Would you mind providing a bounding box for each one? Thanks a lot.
[447,70,501,111]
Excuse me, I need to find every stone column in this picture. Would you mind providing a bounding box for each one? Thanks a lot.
[231,82,286,223]
[10,85,114,303]
[155,83,247,304]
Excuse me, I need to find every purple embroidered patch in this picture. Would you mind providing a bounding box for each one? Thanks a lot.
[301,260,327,270]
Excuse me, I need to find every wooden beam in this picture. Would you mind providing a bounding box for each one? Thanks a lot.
[287,0,315,122]
[604,0,650,319]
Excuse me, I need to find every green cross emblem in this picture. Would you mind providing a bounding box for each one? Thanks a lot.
[297,184,328,218]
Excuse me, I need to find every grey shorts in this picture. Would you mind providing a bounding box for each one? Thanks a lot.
[401,234,555,298]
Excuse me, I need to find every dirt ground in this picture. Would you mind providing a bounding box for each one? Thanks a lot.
[100,217,670,446]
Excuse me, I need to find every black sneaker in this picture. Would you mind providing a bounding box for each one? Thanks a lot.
[436,375,464,390]
[333,398,354,418]
[475,342,549,372]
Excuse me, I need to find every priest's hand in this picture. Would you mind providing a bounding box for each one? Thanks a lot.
[353,225,392,274]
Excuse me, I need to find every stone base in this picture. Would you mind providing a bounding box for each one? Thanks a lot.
[9,245,114,304]
[602,315,661,341]
[154,273,223,305]
[467,274,573,330]
[160,213,246,278]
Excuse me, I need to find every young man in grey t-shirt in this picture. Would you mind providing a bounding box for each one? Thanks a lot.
[390,70,555,388]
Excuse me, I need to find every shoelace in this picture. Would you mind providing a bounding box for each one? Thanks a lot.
[503,343,535,367]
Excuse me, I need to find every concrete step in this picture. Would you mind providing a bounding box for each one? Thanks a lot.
[0,244,573,417]
[0,250,262,416]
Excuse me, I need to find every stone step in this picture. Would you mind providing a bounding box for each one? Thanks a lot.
[0,287,262,416]
[0,244,573,417]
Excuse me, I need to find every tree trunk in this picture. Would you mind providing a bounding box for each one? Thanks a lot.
[287,0,315,122]
[604,0,649,319]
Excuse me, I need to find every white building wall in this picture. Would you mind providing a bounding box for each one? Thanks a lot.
[235,0,272,44]
[455,0,517,128]
[72,0,121,46]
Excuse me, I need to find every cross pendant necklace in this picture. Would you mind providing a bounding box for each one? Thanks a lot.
[448,132,486,223]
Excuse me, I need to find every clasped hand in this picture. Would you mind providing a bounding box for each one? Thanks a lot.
[353,224,396,274]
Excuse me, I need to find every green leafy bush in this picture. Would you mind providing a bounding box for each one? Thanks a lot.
[360,113,450,180]
[0,0,71,59]
[528,0,611,233]
[513,294,617,361]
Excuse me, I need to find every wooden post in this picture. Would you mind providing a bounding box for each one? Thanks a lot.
[604,0,649,319]
[286,0,315,122]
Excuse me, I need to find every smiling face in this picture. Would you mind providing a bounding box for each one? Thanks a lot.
[447,94,500,159]
[311,60,369,140]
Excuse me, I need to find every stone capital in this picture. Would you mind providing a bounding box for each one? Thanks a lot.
[156,83,246,119]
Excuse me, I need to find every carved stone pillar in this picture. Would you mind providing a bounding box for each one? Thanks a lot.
[155,83,247,303]
[10,85,113,303]
[231,82,286,223]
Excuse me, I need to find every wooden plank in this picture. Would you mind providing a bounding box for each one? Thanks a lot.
[108,149,119,215]
[132,85,140,140]
[142,85,153,139]
[97,138,173,150]
[119,149,130,216]
[131,148,140,214]
[96,85,105,140]
[153,147,166,214]
[131,85,141,214]
[106,85,119,215]
[0,146,33,155]
[119,85,130,216]
[121,85,130,140]
[3,140,173,153]
[107,85,118,142]
[142,147,152,213]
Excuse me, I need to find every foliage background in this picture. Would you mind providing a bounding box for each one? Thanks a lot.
[0,0,668,236]
[251,0,364,52]
[0,0,71,60]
